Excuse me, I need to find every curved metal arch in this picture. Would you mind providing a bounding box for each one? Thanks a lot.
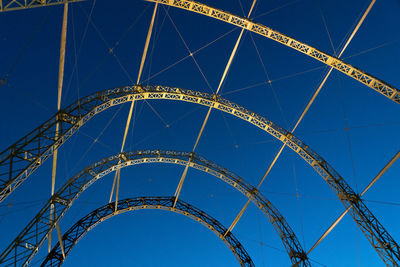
[147,0,400,104]
[0,150,309,266]
[0,85,398,265]
[41,196,254,267]
[0,0,80,12]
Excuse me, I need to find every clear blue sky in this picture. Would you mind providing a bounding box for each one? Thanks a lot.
[1,0,400,266]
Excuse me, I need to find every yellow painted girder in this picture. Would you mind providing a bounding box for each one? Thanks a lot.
[148,0,400,104]
[0,0,81,12]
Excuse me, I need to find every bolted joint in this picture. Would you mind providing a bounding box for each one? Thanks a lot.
[119,153,128,162]
[338,191,360,204]
[249,187,258,196]
[56,111,77,124]
[285,132,293,139]
[135,85,145,93]
[290,251,308,267]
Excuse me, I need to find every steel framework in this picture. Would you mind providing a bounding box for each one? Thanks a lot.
[0,0,80,12]
[147,0,400,104]
[0,85,398,265]
[0,150,309,266]
[40,196,254,266]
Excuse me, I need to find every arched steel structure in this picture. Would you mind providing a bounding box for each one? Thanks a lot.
[41,196,254,267]
[0,85,398,265]
[148,0,400,104]
[0,0,80,12]
[0,150,309,266]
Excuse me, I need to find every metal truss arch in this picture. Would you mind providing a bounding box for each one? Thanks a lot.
[0,84,398,265]
[0,0,81,12]
[0,150,309,266]
[40,196,254,267]
[148,0,400,104]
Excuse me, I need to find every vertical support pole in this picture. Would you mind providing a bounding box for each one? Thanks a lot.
[49,2,68,258]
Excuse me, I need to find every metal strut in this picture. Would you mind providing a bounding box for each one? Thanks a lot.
[109,2,158,211]
[147,0,400,104]
[173,0,257,208]
[308,149,400,256]
[0,150,305,266]
[0,85,398,265]
[48,0,69,258]
[224,0,376,241]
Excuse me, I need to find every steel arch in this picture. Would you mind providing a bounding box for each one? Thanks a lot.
[0,150,309,266]
[0,84,398,265]
[0,0,80,12]
[41,196,254,267]
[147,0,400,104]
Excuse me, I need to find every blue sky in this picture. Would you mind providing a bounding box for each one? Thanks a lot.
[1,0,400,266]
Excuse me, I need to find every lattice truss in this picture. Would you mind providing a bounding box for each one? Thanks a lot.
[1,0,400,266]
[0,0,80,12]
[148,0,400,104]
[41,197,254,267]
[0,150,309,266]
[0,85,399,265]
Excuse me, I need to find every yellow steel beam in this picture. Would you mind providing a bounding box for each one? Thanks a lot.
[224,0,376,237]
[49,1,68,256]
[0,0,81,12]
[109,2,158,211]
[148,0,400,104]
[308,149,400,255]
[172,0,256,208]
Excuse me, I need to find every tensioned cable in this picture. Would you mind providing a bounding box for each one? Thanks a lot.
[0,9,51,87]
[365,199,400,207]
[317,1,337,56]
[142,27,238,84]
[253,0,301,20]
[77,4,168,127]
[319,0,360,199]
[163,5,214,94]
[245,22,307,243]
[67,5,150,92]
[109,3,159,211]
[172,0,257,208]
[307,148,400,255]
[248,33,288,127]
[336,73,359,194]
[131,106,203,148]
[68,105,125,177]
[224,0,376,236]
[63,0,97,100]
